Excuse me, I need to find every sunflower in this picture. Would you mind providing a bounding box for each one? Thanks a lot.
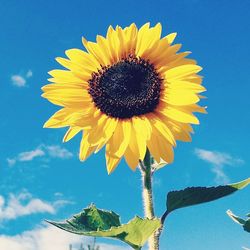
[42,23,206,174]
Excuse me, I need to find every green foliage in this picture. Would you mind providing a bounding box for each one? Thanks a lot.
[165,178,250,214]
[227,210,250,233]
[48,204,161,250]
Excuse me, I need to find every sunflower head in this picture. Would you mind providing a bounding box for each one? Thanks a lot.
[88,55,162,119]
[42,23,206,174]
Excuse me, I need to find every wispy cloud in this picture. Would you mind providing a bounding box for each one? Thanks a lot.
[11,70,33,87]
[6,158,16,167]
[7,144,73,166]
[0,191,70,222]
[194,148,244,166]
[0,224,129,250]
[46,145,73,159]
[99,243,129,250]
[26,70,33,78]
[18,148,45,161]
[194,148,244,184]
[153,176,162,187]
[11,75,26,87]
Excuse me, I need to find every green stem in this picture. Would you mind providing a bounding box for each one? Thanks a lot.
[140,149,160,250]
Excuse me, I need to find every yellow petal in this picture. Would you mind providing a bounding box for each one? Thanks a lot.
[185,75,203,84]
[160,52,193,71]
[42,83,87,92]
[157,137,174,164]
[147,122,174,164]
[151,44,182,68]
[95,117,119,153]
[161,90,200,105]
[107,120,131,158]
[124,146,139,171]
[124,125,142,170]
[135,22,150,55]
[147,135,161,163]
[82,38,110,66]
[55,57,91,80]
[165,80,206,93]
[79,132,96,161]
[165,32,177,44]
[65,48,100,71]
[63,127,82,142]
[42,88,91,107]
[159,105,200,124]
[165,65,202,81]
[182,104,208,114]
[87,114,109,146]
[115,26,126,58]
[123,23,138,56]
[147,113,176,146]
[42,88,90,97]
[63,107,97,129]
[136,23,162,57]
[43,108,77,128]
[96,35,114,64]
[48,69,84,84]
[132,117,148,159]
[166,120,192,142]
[105,149,121,174]
[198,94,207,99]
[106,25,120,63]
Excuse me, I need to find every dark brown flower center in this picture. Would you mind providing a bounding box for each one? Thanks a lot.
[88,55,162,119]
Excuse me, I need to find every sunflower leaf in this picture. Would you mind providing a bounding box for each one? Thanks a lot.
[165,178,250,214]
[227,210,250,233]
[47,204,161,250]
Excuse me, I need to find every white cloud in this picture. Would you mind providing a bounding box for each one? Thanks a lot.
[0,225,86,250]
[46,145,73,159]
[99,243,129,250]
[54,192,63,197]
[194,148,244,184]
[6,158,16,167]
[11,70,33,87]
[18,149,45,161]
[7,144,73,166]
[0,191,70,222]
[26,70,33,78]
[53,199,73,209]
[153,177,162,187]
[0,225,130,250]
[211,165,230,184]
[11,75,26,87]
[194,148,243,166]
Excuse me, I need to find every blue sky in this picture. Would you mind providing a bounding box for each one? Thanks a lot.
[1,0,250,249]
